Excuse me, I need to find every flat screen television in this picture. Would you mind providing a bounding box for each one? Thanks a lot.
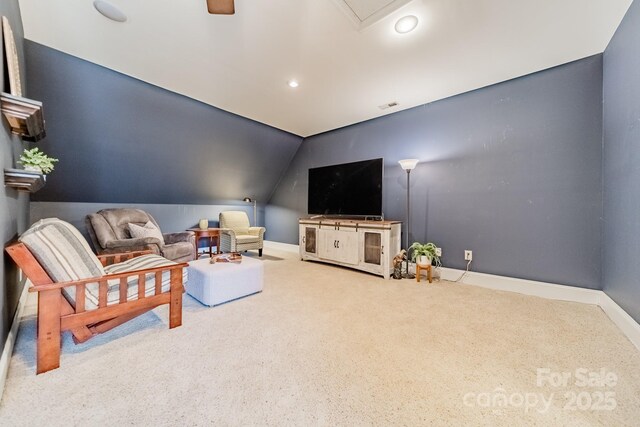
[308,158,383,216]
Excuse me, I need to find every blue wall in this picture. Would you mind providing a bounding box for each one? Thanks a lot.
[1,0,31,361]
[24,41,303,205]
[603,0,640,322]
[268,56,604,289]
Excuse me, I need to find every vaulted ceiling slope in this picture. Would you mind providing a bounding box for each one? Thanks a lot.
[18,0,631,137]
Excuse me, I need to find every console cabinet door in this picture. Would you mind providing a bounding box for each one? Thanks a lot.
[363,232,382,265]
[304,227,317,254]
[300,225,318,259]
[334,230,358,265]
[318,229,358,265]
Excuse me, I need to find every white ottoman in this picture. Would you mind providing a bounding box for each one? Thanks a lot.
[186,256,264,306]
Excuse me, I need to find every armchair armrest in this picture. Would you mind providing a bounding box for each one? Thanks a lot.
[219,228,237,238]
[104,237,163,250]
[163,231,195,245]
[248,227,266,237]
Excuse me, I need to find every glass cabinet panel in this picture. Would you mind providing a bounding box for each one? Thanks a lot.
[305,227,317,254]
[364,232,381,265]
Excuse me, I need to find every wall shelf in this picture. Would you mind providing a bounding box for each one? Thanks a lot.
[4,168,46,192]
[1,92,46,142]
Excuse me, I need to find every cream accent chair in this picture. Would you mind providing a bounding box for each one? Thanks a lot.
[219,211,265,256]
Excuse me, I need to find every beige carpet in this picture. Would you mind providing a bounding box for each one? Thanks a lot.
[1,243,639,426]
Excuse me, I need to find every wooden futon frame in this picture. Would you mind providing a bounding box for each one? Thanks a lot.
[6,243,187,374]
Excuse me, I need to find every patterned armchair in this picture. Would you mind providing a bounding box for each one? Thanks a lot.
[86,208,195,262]
[219,211,265,256]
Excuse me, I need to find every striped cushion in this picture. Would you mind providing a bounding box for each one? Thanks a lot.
[61,254,187,310]
[100,254,186,309]
[104,253,187,282]
[19,218,105,282]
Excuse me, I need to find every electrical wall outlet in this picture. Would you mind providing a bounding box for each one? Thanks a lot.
[435,247,442,257]
[464,250,473,261]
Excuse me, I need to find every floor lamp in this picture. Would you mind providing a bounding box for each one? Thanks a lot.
[243,197,257,226]
[398,159,419,278]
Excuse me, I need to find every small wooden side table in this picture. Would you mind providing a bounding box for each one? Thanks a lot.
[416,263,432,283]
[188,228,221,259]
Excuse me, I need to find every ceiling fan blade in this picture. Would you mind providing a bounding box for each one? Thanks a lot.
[207,0,235,15]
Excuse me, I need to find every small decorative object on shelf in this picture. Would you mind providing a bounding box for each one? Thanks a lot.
[210,252,242,264]
[1,93,46,141]
[3,16,23,97]
[1,18,46,141]
[3,168,45,192]
[18,147,58,174]
[199,218,208,230]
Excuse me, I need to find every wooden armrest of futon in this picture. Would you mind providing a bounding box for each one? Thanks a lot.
[28,262,188,293]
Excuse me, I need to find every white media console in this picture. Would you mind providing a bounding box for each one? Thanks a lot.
[298,218,402,279]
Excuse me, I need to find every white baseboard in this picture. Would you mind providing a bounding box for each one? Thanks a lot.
[598,293,640,351]
[264,240,299,254]
[0,281,30,402]
[439,267,639,351]
[439,267,601,304]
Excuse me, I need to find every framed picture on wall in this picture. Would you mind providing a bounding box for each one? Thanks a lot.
[2,16,23,97]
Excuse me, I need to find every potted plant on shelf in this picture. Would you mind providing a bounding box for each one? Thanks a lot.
[18,147,58,174]
[408,241,442,267]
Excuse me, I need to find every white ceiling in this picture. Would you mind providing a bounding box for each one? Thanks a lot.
[344,0,398,21]
[18,0,632,137]
[336,0,411,27]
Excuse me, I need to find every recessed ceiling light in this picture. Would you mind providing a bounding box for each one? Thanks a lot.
[288,80,299,88]
[395,15,418,34]
[93,0,127,23]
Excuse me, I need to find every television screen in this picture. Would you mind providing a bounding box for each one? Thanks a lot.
[308,158,383,216]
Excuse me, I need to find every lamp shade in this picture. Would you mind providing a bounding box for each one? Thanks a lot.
[398,159,419,171]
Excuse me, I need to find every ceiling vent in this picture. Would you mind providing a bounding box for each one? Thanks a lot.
[378,101,399,110]
[332,0,413,30]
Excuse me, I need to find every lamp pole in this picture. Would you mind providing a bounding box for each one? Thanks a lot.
[252,199,257,226]
[398,159,419,278]
[405,168,411,252]
[243,197,258,226]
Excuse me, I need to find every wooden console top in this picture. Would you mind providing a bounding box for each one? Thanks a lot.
[299,218,401,229]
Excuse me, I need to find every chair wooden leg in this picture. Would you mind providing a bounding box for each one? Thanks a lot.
[169,269,182,329]
[259,249,263,257]
[37,289,62,374]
